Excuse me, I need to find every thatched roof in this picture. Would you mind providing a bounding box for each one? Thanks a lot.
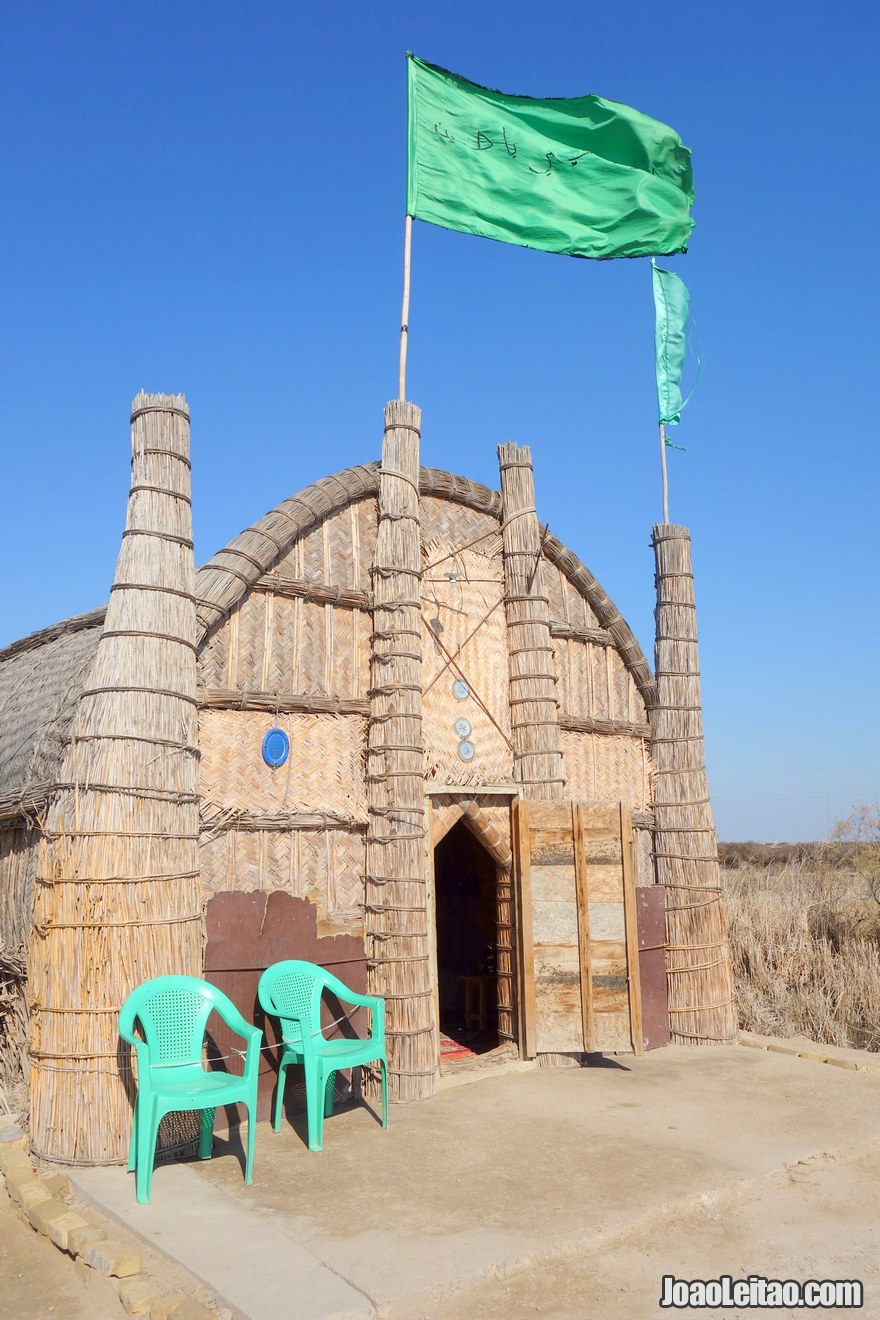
[0,610,105,818]
[0,463,655,821]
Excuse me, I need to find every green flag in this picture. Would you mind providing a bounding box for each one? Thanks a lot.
[652,262,694,427]
[406,54,694,260]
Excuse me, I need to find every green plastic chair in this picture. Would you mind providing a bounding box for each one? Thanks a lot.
[258,960,388,1151]
[118,975,262,1204]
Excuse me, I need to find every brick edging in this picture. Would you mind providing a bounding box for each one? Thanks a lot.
[0,1124,217,1319]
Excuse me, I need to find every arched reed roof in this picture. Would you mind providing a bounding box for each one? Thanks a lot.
[0,463,655,815]
[195,462,657,707]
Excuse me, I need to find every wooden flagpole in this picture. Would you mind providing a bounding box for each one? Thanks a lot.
[659,422,670,523]
[398,214,413,401]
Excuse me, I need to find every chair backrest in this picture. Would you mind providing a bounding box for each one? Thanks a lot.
[258,960,329,1044]
[119,975,229,1067]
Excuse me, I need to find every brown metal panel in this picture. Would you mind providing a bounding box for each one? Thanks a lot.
[635,885,670,1050]
[636,883,667,952]
[204,890,364,975]
[203,891,367,1127]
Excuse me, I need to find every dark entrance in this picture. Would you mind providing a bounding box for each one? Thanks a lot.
[433,819,499,1058]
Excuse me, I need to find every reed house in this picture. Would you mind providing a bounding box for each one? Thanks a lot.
[0,393,735,1165]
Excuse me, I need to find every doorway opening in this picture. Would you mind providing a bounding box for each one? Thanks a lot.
[433,818,500,1062]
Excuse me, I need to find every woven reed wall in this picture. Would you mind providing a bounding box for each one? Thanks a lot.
[546,552,652,821]
[552,632,647,728]
[197,493,376,692]
[559,732,651,811]
[421,505,512,786]
[191,446,655,1052]
[195,493,376,934]
[199,827,365,921]
[652,524,735,1044]
[190,455,655,939]
[364,401,433,1103]
[498,445,564,799]
[199,711,367,823]
[633,825,656,891]
[28,393,202,1163]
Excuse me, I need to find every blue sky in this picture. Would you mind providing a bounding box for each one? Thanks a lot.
[2,2,876,840]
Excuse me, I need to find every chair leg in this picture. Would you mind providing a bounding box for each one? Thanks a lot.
[380,1057,389,1130]
[198,1107,215,1159]
[305,1063,324,1152]
[323,1071,336,1119]
[244,1100,256,1185]
[135,1100,161,1205]
[127,1100,138,1173]
[273,1057,290,1133]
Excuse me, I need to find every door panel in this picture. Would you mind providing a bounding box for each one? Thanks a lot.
[513,799,642,1057]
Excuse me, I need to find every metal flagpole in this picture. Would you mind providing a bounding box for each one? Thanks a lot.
[398,214,413,401]
[659,422,670,523]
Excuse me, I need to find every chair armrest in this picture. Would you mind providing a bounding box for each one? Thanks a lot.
[219,999,261,1044]
[119,1036,155,1095]
[323,983,386,1043]
[326,984,385,1012]
[118,1001,140,1047]
[239,1021,263,1080]
[213,1002,262,1078]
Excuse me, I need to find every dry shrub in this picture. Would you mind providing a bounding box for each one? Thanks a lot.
[724,851,880,1050]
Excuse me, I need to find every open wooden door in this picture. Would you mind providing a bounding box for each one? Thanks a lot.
[513,799,643,1058]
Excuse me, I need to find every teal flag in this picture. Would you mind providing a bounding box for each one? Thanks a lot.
[406,54,694,260]
[652,262,694,427]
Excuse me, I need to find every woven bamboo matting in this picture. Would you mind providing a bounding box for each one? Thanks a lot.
[199,710,368,820]
[560,730,650,809]
[421,530,511,786]
[199,825,365,916]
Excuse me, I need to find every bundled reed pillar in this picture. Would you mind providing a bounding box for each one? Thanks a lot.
[498,444,564,799]
[28,392,202,1162]
[365,401,432,1101]
[651,524,735,1044]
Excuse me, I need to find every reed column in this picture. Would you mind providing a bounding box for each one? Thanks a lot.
[651,524,735,1044]
[365,401,432,1101]
[498,444,564,799]
[28,392,202,1162]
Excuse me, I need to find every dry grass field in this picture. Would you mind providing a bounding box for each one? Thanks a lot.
[721,807,880,1050]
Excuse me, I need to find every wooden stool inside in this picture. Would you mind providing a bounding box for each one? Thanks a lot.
[461,974,495,1032]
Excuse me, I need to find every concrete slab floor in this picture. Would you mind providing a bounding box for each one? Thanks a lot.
[70,1046,880,1318]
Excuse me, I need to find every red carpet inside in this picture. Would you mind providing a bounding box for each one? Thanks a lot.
[439,1031,476,1064]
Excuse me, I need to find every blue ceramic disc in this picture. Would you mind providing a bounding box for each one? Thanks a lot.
[262,727,289,767]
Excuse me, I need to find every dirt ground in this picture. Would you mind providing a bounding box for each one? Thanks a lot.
[0,1173,223,1320]
[0,1191,123,1320]
[421,1146,880,1320]
[11,1046,880,1319]
[5,1146,877,1320]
